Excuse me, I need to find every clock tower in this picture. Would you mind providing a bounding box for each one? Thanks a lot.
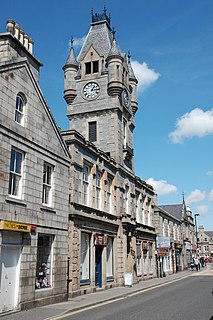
[63,8,138,172]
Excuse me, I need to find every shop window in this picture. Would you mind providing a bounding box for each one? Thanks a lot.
[136,240,142,276]
[106,237,113,278]
[42,162,54,206]
[35,234,53,289]
[8,148,24,198]
[15,93,25,125]
[143,252,147,275]
[80,232,90,282]
[149,243,153,273]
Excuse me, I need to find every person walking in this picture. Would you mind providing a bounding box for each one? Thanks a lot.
[194,257,199,271]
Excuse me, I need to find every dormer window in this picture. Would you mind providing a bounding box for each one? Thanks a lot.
[15,93,25,125]
[85,61,99,74]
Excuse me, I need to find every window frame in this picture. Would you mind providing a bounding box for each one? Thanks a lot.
[35,234,54,290]
[88,121,97,142]
[85,60,99,75]
[8,147,24,198]
[106,236,114,279]
[80,232,91,283]
[15,94,25,126]
[82,164,90,206]
[96,172,102,210]
[42,162,54,206]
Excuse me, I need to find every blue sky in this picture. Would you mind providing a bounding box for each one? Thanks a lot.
[1,0,213,229]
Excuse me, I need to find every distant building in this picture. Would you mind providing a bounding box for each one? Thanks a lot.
[198,225,213,259]
[155,201,195,274]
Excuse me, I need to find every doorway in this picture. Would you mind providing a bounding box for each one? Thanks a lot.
[95,246,102,287]
[0,246,21,313]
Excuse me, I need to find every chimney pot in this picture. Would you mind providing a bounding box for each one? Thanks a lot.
[19,29,25,44]
[6,19,15,35]
[14,23,20,39]
[24,34,29,50]
[28,38,34,53]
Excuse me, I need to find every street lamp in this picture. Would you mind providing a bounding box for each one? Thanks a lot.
[194,213,200,253]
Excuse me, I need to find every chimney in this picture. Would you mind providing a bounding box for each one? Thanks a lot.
[6,20,34,54]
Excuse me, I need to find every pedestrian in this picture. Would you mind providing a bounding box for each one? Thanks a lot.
[190,258,195,271]
[194,257,199,271]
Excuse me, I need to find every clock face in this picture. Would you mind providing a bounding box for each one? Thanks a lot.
[83,82,100,99]
[122,89,129,107]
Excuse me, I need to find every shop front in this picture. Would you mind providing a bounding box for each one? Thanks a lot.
[0,220,32,313]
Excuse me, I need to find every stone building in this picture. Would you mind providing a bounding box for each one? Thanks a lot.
[156,201,195,272]
[0,20,70,313]
[197,225,213,260]
[61,8,157,297]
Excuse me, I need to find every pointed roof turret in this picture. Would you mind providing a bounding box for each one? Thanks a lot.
[108,37,122,58]
[127,51,138,83]
[63,37,79,70]
[107,28,123,63]
[78,7,113,61]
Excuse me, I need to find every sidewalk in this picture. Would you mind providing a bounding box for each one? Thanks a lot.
[0,267,210,320]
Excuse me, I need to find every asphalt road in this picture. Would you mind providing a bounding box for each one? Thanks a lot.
[59,274,213,320]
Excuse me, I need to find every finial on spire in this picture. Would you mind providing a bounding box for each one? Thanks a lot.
[182,191,185,204]
[103,4,107,15]
[128,51,131,63]
[91,8,93,16]
[70,36,74,48]
[112,27,116,40]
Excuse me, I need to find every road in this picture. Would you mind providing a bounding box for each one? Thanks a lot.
[55,272,213,320]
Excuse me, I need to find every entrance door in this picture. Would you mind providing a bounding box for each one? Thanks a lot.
[0,246,21,313]
[95,246,102,288]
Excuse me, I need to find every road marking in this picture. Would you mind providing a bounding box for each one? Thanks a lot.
[43,297,126,320]
[127,276,190,297]
[44,269,213,320]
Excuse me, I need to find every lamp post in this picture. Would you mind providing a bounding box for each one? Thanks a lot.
[194,213,199,254]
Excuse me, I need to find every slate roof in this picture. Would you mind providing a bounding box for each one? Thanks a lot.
[158,204,183,221]
[205,231,213,237]
[78,21,113,61]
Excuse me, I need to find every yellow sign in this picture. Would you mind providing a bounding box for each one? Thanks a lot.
[0,220,31,233]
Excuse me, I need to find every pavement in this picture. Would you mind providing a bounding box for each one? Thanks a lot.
[1,265,212,320]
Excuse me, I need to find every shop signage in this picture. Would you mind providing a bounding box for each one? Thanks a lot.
[142,242,149,251]
[0,220,31,233]
[94,234,108,246]
[124,272,133,287]
[185,241,191,250]
[156,236,170,248]
[158,248,169,256]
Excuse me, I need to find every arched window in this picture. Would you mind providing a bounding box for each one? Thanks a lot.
[15,93,25,125]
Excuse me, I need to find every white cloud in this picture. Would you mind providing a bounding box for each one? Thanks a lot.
[208,190,213,201]
[169,108,213,144]
[197,205,208,215]
[186,189,206,204]
[131,61,160,93]
[207,170,213,177]
[146,178,177,195]
[70,36,86,48]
